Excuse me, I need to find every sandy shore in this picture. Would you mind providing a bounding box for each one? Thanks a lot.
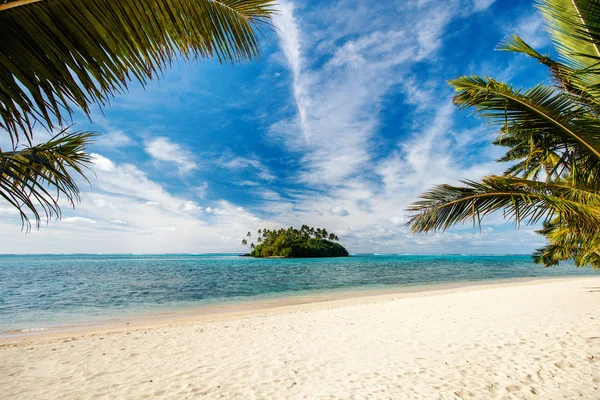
[1,277,599,399]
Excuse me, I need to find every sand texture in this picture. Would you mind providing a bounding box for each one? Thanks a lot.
[1,277,599,399]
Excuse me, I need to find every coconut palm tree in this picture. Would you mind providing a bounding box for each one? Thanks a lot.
[1,0,275,230]
[406,0,600,268]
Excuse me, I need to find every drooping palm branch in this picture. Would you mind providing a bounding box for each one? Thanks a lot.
[407,0,600,268]
[407,176,600,233]
[0,129,96,231]
[1,0,275,145]
[533,217,600,266]
[0,0,275,227]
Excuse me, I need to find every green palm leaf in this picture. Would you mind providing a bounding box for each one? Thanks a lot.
[0,128,96,231]
[0,0,275,144]
[407,176,600,234]
[450,76,600,157]
[450,76,600,186]
[538,0,600,74]
[533,218,600,267]
[497,34,600,106]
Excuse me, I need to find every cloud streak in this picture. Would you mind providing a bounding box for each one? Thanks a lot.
[145,137,197,174]
[272,0,493,186]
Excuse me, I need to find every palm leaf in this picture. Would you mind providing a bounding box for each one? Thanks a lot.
[0,0,275,145]
[498,35,574,87]
[497,34,600,107]
[537,0,600,73]
[449,75,600,185]
[407,176,600,234]
[533,218,600,267]
[0,128,96,231]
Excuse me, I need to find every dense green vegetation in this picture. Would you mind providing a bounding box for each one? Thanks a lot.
[407,0,600,268]
[242,225,349,258]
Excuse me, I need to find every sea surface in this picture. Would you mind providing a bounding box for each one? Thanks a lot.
[0,254,597,334]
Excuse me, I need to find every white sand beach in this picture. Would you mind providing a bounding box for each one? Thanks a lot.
[1,277,599,399]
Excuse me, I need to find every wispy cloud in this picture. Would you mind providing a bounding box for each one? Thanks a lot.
[62,217,98,224]
[473,0,495,11]
[94,131,134,148]
[511,8,549,49]
[329,206,349,217]
[144,137,197,174]
[193,182,209,199]
[272,0,489,186]
[217,155,275,181]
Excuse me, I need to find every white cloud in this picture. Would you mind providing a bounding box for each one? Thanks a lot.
[387,217,405,226]
[193,182,209,199]
[329,206,350,217]
[473,0,495,11]
[145,137,197,174]
[62,217,97,224]
[260,190,283,201]
[91,153,116,172]
[0,205,20,215]
[236,180,260,187]
[218,156,275,181]
[182,201,202,213]
[512,10,549,49]
[94,131,133,148]
[0,154,272,253]
[152,226,178,232]
[92,198,117,209]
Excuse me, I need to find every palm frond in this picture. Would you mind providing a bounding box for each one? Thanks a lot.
[497,34,600,104]
[0,128,96,231]
[537,0,600,65]
[406,175,600,234]
[0,0,276,145]
[498,34,573,81]
[450,76,600,156]
[493,126,566,180]
[533,218,600,268]
[449,75,600,185]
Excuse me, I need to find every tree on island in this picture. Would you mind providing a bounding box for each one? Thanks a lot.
[242,225,349,258]
[407,0,600,269]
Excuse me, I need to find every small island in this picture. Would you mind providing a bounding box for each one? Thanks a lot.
[242,225,349,258]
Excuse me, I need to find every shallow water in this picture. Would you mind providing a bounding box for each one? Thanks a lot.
[0,254,596,333]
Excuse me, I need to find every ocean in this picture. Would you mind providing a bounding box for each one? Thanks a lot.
[0,254,596,334]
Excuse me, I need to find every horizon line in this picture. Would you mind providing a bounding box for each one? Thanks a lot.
[0,252,533,256]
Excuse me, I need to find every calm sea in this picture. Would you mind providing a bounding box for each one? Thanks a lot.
[0,254,596,333]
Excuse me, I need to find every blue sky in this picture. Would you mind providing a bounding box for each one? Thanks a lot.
[1,0,556,254]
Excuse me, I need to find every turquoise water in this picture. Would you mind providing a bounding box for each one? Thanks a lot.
[0,254,597,333]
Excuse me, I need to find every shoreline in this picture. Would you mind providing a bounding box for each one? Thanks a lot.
[2,276,599,399]
[1,275,593,343]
